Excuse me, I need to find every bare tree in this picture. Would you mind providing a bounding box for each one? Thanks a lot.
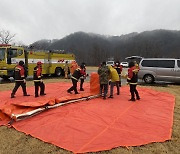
[0,29,16,44]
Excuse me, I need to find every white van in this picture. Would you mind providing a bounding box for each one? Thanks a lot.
[120,62,128,67]
[106,61,115,66]
[138,58,180,83]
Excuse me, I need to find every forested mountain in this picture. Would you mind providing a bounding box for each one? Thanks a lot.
[30,30,180,66]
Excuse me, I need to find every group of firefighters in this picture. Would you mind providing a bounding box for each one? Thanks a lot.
[10,60,140,102]
[11,61,46,98]
[65,60,140,101]
[97,61,140,101]
[10,60,87,98]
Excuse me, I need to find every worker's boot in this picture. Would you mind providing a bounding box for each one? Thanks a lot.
[67,90,72,94]
[129,98,135,101]
[35,95,39,98]
[80,88,84,91]
[11,93,15,98]
[137,96,140,100]
[108,95,113,98]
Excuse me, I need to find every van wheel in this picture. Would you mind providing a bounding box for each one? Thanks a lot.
[144,74,154,84]
[55,68,62,77]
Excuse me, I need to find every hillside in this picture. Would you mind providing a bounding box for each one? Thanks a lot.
[30,30,180,66]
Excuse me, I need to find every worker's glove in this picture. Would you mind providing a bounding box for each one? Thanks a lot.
[23,79,26,83]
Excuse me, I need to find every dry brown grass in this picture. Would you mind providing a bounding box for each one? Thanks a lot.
[0,77,180,154]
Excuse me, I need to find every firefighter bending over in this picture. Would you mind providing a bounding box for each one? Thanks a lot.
[11,61,30,98]
[67,67,86,94]
[33,61,46,97]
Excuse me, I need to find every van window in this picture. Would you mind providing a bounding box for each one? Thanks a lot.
[141,60,175,68]
[141,60,158,67]
[177,60,180,68]
[158,60,175,68]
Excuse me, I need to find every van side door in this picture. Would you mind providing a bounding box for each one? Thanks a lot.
[138,60,157,80]
[155,60,176,82]
[175,60,180,82]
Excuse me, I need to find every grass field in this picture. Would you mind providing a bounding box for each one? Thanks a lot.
[0,67,180,154]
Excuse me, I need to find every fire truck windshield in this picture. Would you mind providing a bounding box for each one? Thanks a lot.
[7,48,18,58]
[0,48,5,61]
[7,48,18,64]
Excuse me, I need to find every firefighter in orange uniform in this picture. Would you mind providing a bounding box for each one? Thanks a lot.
[127,61,140,101]
[80,62,88,91]
[70,60,78,75]
[11,61,30,98]
[33,61,46,97]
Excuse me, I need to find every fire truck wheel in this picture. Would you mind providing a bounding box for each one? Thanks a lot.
[55,68,62,77]
[2,76,10,80]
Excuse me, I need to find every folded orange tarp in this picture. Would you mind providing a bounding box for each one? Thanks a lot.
[0,82,175,153]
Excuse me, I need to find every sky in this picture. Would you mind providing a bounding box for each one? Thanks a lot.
[0,0,180,45]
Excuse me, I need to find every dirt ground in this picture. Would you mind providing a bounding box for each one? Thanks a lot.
[0,69,180,154]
